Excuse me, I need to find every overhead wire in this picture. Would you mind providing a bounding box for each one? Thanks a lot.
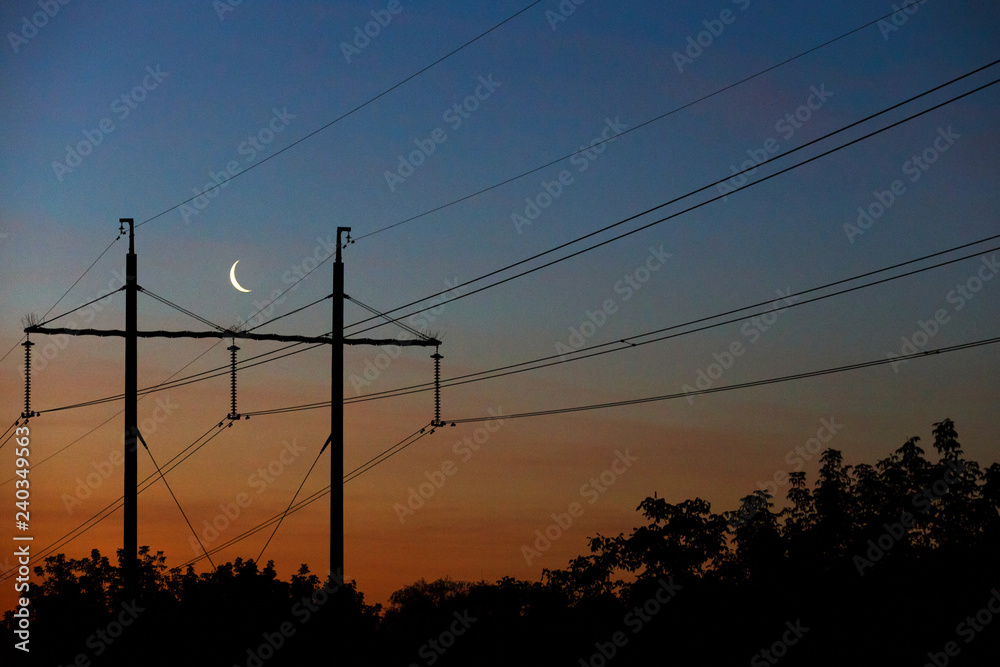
[183,425,436,568]
[255,436,330,564]
[0,420,230,582]
[162,331,1000,571]
[346,295,433,340]
[448,336,1000,423]
[12,44,993,433]
[245,294,332,332]
[343,62,1000,335]
[226,0,946,326]
[155,235,1000,418]
[137,428,217,570]
[0,236,120,366]
[133,0,545,231]
[342,238,1000,403]
[32,287,125,328]
[140,288,227,332]
[350,0,939,243]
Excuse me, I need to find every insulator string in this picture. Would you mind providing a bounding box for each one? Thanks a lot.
[22,338,36,420]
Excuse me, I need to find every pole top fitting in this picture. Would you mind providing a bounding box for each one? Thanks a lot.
[119,218,135,253]
[335,227,353,264]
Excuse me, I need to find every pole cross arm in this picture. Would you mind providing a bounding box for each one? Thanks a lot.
[24,325,335,345]
[343,337,441,347]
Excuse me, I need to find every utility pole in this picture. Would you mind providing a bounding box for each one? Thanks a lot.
[124,218,138,599]
[24,220,441,607]
[332,228,346,589]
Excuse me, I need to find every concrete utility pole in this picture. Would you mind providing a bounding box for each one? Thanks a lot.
[24,220,441,603]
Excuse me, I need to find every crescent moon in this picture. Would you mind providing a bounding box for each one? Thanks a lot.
[229,260,251,293]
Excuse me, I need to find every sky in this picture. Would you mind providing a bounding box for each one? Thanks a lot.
[1,0,999,613]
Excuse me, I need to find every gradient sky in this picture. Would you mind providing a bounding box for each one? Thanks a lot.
[2,0,999,611]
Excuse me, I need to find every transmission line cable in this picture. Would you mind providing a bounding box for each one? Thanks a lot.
[140,288,227,332]
[447,336,1000,423]
[343,239,1000,403]
[133,1,544,231]
[344,68,1000,335]
[351,0,939,242]
[255,437,330,564]
[137,427,217,570]
[169,332,1000,570]
[0,420,230,581]
[0,237,120,366]
[246,294,332,332]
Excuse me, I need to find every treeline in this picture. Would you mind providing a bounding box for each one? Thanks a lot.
[4,419,999,665]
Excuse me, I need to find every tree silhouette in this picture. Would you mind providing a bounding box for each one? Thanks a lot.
[4,418,997,665]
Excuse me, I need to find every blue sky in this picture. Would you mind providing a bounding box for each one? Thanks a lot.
[1,0,998,606]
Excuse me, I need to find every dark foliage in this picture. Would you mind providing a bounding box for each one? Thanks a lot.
[4,419,998,665]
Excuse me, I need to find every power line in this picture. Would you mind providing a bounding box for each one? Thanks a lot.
[163,332,1000,571]
[26,321,994,577]
[141,287,227,332]
[449,336,1000,423]
[343,238,1000,404]
[344,67,1000,335]
[0,421,230,581]
[182,426,435,569]
[0,237,120,365]
[188,1,941,333]
[178,485,331,570]
[346,295,433,341]
[138,428,217,570]
[343,425,433,483]
[255,436,329,564]
[246,294,332,333]
[34,287,125,328]
[13,229,997,480]
[350,0,938,243]
[132,1,544,231]
[172,236,998,418]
